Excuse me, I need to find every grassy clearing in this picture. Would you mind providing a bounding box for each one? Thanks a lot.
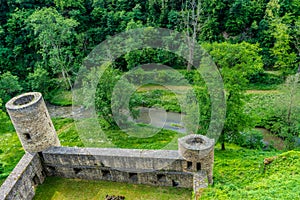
[104,128,183,150]
[245,89,280,94]
[34,177,192,200]
[54,117,183,150]
[48,90,72,106]
[53,118,84,147]
[137,84,190,92]
[0,117,80,183]
[244,83,280,90]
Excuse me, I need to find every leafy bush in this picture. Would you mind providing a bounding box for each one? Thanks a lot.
[247,71,284,90]
[133,89,181,112]
[124,48,186,70]
[0,99,14,133]
[238,130,264,149]
[249,71,283,85]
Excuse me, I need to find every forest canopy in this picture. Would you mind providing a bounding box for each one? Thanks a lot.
[0,0,299,100]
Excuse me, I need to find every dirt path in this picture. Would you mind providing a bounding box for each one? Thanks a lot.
[246,90,280,94]
[137,85,191,91]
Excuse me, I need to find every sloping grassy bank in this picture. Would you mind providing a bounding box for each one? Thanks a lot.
[201,145,300,199]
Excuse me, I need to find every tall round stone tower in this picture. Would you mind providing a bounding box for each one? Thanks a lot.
[6,92,60,153]
[178,134,215,184]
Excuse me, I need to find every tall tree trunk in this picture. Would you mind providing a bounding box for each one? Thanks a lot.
[182,0,202,71]
[221,142,225,151]
[220,131,226,150]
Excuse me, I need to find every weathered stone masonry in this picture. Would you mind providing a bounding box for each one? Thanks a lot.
[5,92,60,153]
[0,92,215,200]
[0,153,45,200]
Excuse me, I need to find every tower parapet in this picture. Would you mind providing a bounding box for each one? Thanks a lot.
[178,134,214,184]
[6,92,60,152]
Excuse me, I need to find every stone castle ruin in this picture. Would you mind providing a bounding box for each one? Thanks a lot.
[0,92,215,200]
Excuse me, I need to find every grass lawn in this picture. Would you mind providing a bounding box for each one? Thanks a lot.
[34,177,192,200]
[54,117,184,150]
[48,90,72,106]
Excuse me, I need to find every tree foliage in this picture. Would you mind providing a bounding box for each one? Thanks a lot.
[0,0,299,151]
[0,72,22,103]
[27,7,79,89]
[203,42,259,149]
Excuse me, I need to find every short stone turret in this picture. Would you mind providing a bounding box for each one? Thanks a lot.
[6,92,60,152]
[178,134,214,184]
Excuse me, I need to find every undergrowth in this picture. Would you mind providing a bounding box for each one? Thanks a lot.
[201,145,300,199]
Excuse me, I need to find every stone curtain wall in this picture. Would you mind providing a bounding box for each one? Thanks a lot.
[0,153,45,200]
[42,147,196,188]
[0,146,211,200]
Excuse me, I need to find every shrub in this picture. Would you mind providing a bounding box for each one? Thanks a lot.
[249,71,283,85]
[239,130,264,149]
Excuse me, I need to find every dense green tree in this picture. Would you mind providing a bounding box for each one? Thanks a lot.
[260,0,300,71]
[203,42,264,78]
[1,9,36,81]
[270,16,297,73]
[265,0,297,73]
[28,7,79,89]
[219,70,252,150]
[54,0,85,10]
[27,67,53,97]
[183,86,211,135]
[292,17,300,72]
[0,72,22,104]
[203,42,259,150]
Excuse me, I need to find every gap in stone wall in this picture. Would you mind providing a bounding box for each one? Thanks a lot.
[129,173,138,182]
[157,174,166,182]
[74,168,82,175]
[172,180,179,187]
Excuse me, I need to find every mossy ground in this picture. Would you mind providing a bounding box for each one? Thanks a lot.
[33,177,192,200]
